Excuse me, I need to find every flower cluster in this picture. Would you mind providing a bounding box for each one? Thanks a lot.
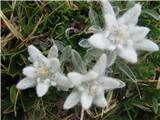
[16,0,159,110]
[80,1,159,65]
[16,45,72,97]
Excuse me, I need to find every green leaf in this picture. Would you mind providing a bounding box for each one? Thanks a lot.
[60,45,72,63]
[10,85,17,104]
[7,55,22,77]
[152,97,158,114]
[71,49,87,73]
[60,45,72,71]
[116,61,137,83]
[20,54,28,65]
[55,40,66,52]
[124,105,133,120]
[20,94,36,112]
[142,9,160,20]
[3,105,14,114]
[87,48,103,58]
[89,7,100,26]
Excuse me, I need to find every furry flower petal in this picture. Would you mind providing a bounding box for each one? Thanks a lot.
[63,91,80,109]
[16,78,36,89]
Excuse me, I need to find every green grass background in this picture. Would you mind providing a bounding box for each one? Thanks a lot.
[1,1,160,120]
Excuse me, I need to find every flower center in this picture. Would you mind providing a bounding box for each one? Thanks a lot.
[117,29,129,40]
[38,67,49,77]
[90,84,99,93]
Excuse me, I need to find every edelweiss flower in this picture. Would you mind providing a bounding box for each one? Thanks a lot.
[63,54,125,109]
[16,45,72,97]
[87,0,159,63]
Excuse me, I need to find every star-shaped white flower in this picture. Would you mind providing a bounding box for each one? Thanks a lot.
[87,1,159,63]
[16,45,72,97]
[63,54,125,110]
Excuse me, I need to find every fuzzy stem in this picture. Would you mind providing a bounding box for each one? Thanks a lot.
[80,108,85,120]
